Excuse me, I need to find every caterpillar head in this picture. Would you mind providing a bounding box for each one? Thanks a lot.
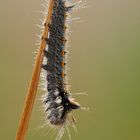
[45,90,80,126]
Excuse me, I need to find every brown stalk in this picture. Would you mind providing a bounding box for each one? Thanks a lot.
[15,0,54,140]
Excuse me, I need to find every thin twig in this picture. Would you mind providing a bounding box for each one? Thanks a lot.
[15,1,54,140]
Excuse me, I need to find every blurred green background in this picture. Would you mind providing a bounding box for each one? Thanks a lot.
[0,0,140,140]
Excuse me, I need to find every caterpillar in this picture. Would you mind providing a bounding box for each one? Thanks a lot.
[40,0,84,138]
[38,0,89,139]
[41,0,80,125]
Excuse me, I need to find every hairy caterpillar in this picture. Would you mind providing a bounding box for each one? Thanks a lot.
[40,0,85,138]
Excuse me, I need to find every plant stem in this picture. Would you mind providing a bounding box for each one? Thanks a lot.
[15,1,54,140]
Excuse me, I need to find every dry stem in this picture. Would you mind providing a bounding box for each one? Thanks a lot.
[15,1,54,140]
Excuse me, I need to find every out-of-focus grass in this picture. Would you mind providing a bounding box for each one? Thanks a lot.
[0,0,140,140]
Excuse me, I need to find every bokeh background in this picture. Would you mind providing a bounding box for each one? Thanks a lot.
[0,0,140,140]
